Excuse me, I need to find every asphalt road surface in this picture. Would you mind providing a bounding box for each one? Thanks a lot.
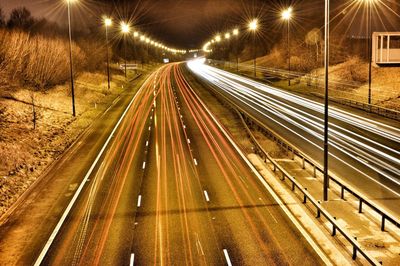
[187,59,400,218]
[0,64,324,265]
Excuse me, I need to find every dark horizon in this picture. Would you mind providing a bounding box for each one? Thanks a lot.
[1,0,399,49]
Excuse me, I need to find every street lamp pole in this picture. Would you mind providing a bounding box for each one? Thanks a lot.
[249,19,258,78]
[282,8,292,86]
[121,22,130,79]
[323,0,330,201]
[233,28,239,72]
[105,18,111,90]
[287,19,291,86]
[253,34,256,78]
[67,0,76,117]
[287,19,290,86]
[367,2,372,105]
[124,35,127,78]
[225,32,231,68]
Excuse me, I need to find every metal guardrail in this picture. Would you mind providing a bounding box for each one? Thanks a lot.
[188,70,400,262]
[330,96,400,121]
[119,63,139,70]
[235,108,381,265]
[209,59,362,89]
[208,60,400,122]
[216,85,400,233]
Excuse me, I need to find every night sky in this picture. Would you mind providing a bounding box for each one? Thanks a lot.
[1,0,399,49]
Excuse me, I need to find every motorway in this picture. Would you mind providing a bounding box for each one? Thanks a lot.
[187,59,400,217]
[0,63,325,265]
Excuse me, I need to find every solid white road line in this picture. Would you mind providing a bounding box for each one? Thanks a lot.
[130,253,135,266]
[137,195,142,207]
[203,190,210,202]
[223,249,232,266]
[33,78,148,266]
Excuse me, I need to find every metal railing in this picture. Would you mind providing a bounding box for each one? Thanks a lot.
[189,68,400,247]
[236,108,381,265]
[190,66,400,232]
[208,59,400,122]
[327,95,400,121]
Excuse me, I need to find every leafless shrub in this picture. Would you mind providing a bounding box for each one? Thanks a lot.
[78,38,109,72]
[0,29,85,89]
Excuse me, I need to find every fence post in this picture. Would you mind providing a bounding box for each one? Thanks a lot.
[359,199,363,213]
[316,201,321,218]
[302,157,305,169]
[341,186,345,199]
[381,215,386,231]
[352,237,358,260]
[303,188,307,203]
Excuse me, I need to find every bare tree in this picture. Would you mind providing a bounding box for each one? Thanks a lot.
[0,7,5,27]
[7,7,35,30]
[305,28,322,63]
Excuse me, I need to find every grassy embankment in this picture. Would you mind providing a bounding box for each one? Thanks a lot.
[0,28,161,216]
[236,56,400,110]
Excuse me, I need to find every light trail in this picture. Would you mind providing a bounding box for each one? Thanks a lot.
[187,60,400,196]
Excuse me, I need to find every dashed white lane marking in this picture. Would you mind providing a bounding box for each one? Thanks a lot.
[148,126,151,131]
[33,81,146,266]
[146,140,149,147]
[194,158,198,166]
[142,161,146,169]
[130,253,135,266]
[137,195,142,207]
[223,249,232,266]
[183,125,186,129]
[203,190,210,202]
[187,138,191,144]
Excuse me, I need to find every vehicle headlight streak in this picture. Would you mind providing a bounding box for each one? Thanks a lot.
[187,60,400,192]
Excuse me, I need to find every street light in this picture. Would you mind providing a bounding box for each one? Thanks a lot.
[145,38,150,63]
[120,22,130,78]
[104,17,112,90]
[66,0,76,116]
[233,28,239,72]
[323,0,330,201]
[282,7,293,86]
[225,32,231,67]
[248,19,258,78]
[359,0,377,105]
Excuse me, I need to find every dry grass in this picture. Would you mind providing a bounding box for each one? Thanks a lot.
[264,57,400,110]
[0,29,86,89]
